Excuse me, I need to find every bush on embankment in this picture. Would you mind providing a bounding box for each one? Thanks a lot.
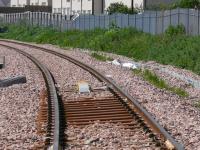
[1,24,200,75]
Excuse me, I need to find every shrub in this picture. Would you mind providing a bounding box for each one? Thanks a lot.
[165,24,186,36]
[107,2,137,14]
[177,0,200,9]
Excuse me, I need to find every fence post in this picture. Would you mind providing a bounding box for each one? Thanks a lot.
[170,9,171,25]
[198,10,199,35]
[134,13,136,28]
[142,12,144,31]
[9,13,10,23]
[98,15,100,28]
[83,13,85,31]
[79,15,81,30]
[149,12,151,33]
[4,14,5,24]
[178,7,180,25]
[40,12,42,26]
[128,14,129,27]
[89,14,90,30]
[155,11,157,34]
[93,15,95,29]
[187,8,190,35]
[115,14,117,27]
[162,10,164,33]
[121,14,123,28]
[104,15,106,28]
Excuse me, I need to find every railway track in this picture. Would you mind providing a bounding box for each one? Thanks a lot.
[0,44,61,149]
[0,40,184,150]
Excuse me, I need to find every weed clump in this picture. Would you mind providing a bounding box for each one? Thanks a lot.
[133,69,189,98]
[91,52,113,61]
[165,24,185,37]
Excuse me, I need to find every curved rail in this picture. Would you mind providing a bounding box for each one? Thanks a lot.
[0,43,61,150]
[0,39,184,150]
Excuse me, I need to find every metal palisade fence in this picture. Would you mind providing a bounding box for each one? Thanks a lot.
[1,8,200,35]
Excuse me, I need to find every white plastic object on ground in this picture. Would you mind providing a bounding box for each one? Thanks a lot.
[122,63,138,69]
[112,59,121,66]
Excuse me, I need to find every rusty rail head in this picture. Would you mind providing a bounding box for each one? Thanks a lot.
[0,43,61,150]
[0,39,184,150]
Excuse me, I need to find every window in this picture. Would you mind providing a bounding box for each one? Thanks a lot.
[88,10,91,14]
[42,2,46,6]
[67,7,70,14]
[58,8,61,13]
[54,8,57,13]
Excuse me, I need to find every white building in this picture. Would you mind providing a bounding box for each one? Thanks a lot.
[10,0,27,7]
[10,0,49,7]
[29,0,49,6]
[10,0,143,13]
[52,0,144,15]
[52,0,102,15]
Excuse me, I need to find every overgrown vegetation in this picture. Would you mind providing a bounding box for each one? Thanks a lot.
[91,52,113,61]
[1,24,200,76]
[107,2,138,14]
[133,69,189,97]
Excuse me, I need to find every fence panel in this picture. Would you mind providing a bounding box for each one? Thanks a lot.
[189,9,198,35]
[2,8,200,36]
[163,10,170,32]
[135,14,143,31]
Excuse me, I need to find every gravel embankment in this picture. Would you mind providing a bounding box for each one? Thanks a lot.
[39,44,200,150]
[0,46,46,149]
[1,41,200,149]
[67,122,159,150]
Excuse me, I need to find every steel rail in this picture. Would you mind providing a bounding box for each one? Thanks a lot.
[0,39,184,150]
[0,43,61,150]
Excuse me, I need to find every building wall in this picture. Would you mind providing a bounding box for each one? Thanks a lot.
[144,0,178,9]
[93,0,103,14]
[10,0,50,7]
[52,0,95,15]
[30,0,49,6]
[11,0,27,7]
[52,0,144,15]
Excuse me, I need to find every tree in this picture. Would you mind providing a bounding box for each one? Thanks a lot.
[177,0,200,9]
[107,2,137,15]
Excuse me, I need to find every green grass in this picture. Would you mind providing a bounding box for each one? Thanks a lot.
[91,52,113,61]
[132,68,142,75]
[133,69,189,97]
[1,24,200,76]
[194,101,200,108]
